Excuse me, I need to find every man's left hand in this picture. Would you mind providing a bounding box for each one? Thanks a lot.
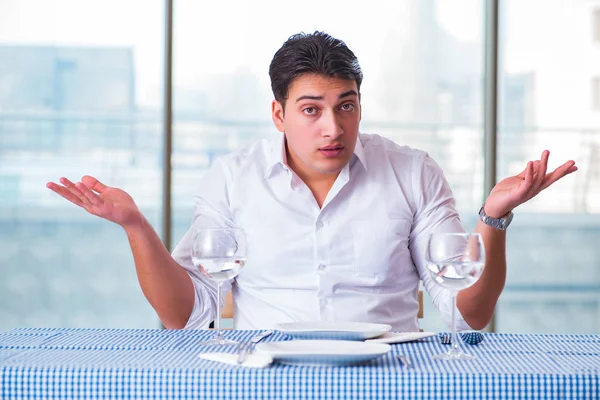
[483,150,578,218]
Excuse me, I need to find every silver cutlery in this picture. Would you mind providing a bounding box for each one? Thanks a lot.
[237,329,274,364]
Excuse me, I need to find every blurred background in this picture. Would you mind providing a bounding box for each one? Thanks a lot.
[0,0,598,333]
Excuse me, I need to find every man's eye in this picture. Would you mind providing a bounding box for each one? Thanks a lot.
[340,103,355,111]
[303,107,317,115]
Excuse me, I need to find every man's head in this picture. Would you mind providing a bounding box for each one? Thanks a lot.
[269,31,363,109]
[269,31,363,182]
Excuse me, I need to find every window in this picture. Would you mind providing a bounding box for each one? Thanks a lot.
[2,0,596,334]
[498,0,600,333]
[0,0,163,329]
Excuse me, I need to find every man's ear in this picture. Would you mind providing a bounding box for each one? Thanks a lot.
[271,100,285,133]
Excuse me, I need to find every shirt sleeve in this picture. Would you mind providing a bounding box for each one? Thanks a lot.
[409,152,474,331]
[171,157,235,329]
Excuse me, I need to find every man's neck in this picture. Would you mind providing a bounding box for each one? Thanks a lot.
[286,150,339,208]
[301,175,338,209]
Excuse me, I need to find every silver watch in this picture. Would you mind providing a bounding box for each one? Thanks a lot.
[478,206,513,230]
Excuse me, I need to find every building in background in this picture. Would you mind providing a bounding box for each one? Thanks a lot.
[0,45,160,329]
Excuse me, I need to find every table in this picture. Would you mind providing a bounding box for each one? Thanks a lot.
[0,328,598,399]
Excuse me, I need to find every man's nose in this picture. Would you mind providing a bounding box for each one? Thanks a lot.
[321,110,343,139]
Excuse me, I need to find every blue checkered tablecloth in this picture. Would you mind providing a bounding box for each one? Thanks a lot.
[0,328,598,399]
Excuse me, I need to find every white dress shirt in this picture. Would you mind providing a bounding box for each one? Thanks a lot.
[172,133,472,331]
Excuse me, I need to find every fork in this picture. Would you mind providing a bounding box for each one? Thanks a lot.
[236,330,274,364]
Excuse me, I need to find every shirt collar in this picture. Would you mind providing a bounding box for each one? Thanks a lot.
[264,134,288,179]
[353,135,368,171]
[264,133,368,179]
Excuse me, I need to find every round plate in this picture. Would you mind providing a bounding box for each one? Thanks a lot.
[276,321,392,340]
[255,340,391,366]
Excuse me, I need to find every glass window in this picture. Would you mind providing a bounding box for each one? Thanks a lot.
[173,0,485,332]
[0,0,163,329]
[497,0,600,333]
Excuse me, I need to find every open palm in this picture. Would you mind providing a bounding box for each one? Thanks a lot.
[484,150,578,218]
[46,176,142,228]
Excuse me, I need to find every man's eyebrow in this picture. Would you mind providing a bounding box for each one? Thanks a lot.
[295,90,359,103]
[295,95,323,103]
[338,90,358,99]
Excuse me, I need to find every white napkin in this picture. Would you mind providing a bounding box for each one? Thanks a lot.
[366,331,436,344]
[199,352,273,368]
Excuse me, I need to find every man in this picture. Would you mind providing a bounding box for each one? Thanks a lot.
[47,31,577,331]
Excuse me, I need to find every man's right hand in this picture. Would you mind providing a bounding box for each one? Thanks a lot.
[46,175,196,328]
[46,176,142,229]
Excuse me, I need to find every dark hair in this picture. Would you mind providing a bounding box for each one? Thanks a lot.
[269,31,363,108]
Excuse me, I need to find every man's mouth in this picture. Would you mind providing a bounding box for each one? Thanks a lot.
[319,145,344,158]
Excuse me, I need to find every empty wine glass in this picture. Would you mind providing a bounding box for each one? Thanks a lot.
[192,228,246,346]
[426,232,485,360]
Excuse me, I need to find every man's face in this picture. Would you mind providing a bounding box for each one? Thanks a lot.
[271,74,361,181]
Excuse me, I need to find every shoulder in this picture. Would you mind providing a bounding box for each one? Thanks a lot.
[359,133,448,192]
[212,137,275,176]
[359,132,429,167]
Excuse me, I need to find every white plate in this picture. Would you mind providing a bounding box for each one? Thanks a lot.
[276,321,392,340]
[365,331,436,344]
[255,340,391,366]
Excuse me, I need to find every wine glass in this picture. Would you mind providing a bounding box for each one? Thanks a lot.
[191,228,246,346]
[426,232,485,360]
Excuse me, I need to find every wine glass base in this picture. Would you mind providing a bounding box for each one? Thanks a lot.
[198,337,238,346]
[432,349,475,361]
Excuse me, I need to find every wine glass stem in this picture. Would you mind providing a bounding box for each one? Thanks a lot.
[451,294,459,353]
[215,282,223,339]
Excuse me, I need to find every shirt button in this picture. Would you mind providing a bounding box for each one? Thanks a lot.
[316,221,324,230]
[318,264,326,272]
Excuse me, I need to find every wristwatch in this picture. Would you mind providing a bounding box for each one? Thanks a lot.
[478,206,513,230]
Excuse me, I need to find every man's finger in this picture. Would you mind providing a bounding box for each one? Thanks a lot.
[46,182,84,208]
[525,161,534,183]
[515,161,535,199]
[529,160,541,190]
[531,150,550,194]
[59,177,91,204]
[528,155,547,195]
[540,160,577,191]
[81,175,108,194]
[76,181,101,206]
[538,150,550,178]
